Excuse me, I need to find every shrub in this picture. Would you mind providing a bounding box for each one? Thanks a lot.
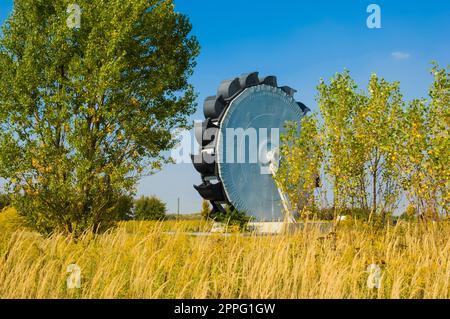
[400,204,418,221]
[134,196,167,221]
[0,207,24,234]
[200,200,211,220]
[210,206,250,230]
[113,195,134,221]
[0,193,11,211]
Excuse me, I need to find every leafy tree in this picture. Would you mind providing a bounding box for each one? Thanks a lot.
[396,64,449,218]
[317,72,405,221]
[317,71,367,216]
[0,0,199,235]
[426,64,449,217]
[355,75,404,221]
[396,99,429,216]
[134,196,167,220]
[280,66,447,222]
[277,114,323,216]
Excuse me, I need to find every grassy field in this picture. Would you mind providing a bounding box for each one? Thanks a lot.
[0,208,449,299]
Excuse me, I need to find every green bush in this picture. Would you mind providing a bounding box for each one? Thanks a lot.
[0,207,24,234]
[134,196,167,221]
[0,193,11,211]
[113,195,134,221]
[210,206,250,230]
[310,207,335,221]
[200,200,211,220]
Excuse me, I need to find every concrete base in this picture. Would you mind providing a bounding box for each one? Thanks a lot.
[247,221,333,235]
[247,222,289,234]
[209,221,333,235]
[210,222,227,233]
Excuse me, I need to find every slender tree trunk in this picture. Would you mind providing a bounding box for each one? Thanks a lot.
[372,169,377,213]
[371,150,381,222]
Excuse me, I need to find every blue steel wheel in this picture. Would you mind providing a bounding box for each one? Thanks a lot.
[216,85,302,220]
[192,72,309,220]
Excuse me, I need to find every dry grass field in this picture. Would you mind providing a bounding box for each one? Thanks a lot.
[0,208,449,299]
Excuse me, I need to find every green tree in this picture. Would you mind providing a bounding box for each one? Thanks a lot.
[427,64,449,217]
[281,66,447,222]
[317,71,367,216]
[396,64,449,218]
[355,75,404,221]
[396,99,429,216]
[0,0,199,235]
[277,114,323,216]
[317,72,404,221]
[134,196,167,220]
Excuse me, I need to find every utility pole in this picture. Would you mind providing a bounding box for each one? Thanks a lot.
[177,197,180,218]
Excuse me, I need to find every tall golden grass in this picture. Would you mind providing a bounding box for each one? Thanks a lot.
[0,208,448,299]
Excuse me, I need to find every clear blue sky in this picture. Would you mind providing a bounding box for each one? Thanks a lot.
[1,1,449,213]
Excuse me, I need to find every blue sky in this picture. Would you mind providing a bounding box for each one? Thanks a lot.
[1,1,449,213]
